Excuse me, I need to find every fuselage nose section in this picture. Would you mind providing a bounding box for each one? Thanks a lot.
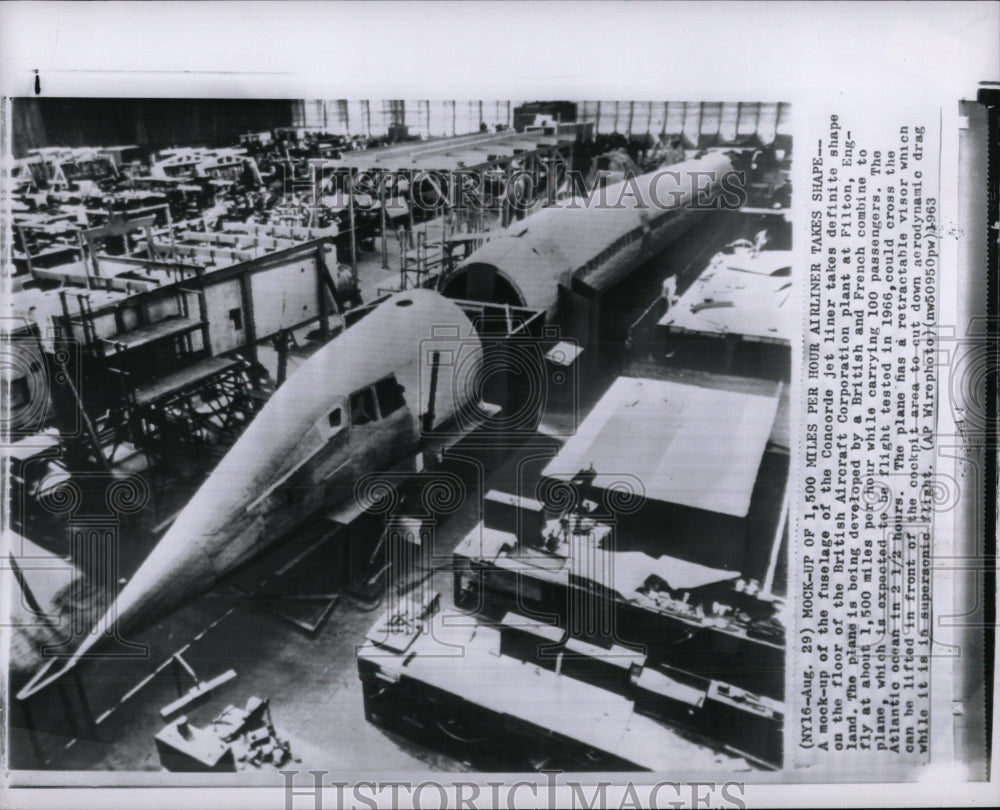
[48,289,481,669]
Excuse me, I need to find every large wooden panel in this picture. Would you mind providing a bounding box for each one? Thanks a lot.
[203,278,244,355]
[543,375,778,518]
[248,257,321,339]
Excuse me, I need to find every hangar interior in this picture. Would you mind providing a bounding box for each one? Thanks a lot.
[6,98,792,774]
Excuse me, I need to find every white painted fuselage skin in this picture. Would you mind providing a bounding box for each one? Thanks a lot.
[441,152,737,319]
[20,290,482,696]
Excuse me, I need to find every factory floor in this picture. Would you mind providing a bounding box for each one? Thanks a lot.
[9,437,551,773]
[10,435,747,776]
[7,214,769,775]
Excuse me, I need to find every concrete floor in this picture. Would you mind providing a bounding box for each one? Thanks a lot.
[8,214,778,774]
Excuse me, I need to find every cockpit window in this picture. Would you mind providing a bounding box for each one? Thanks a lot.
[375,376,406,418]
[350,387,377,426]
[328,408,342,428]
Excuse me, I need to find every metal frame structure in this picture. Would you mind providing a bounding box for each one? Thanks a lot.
[318,130,579,291]
[53,229,344,469]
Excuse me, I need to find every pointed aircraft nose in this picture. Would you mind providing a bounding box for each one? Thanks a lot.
[16,484,241,700]
[18,289,483,700]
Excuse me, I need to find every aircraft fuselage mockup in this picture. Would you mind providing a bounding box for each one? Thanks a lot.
[19,289,485,698]
[440,152,739,320]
